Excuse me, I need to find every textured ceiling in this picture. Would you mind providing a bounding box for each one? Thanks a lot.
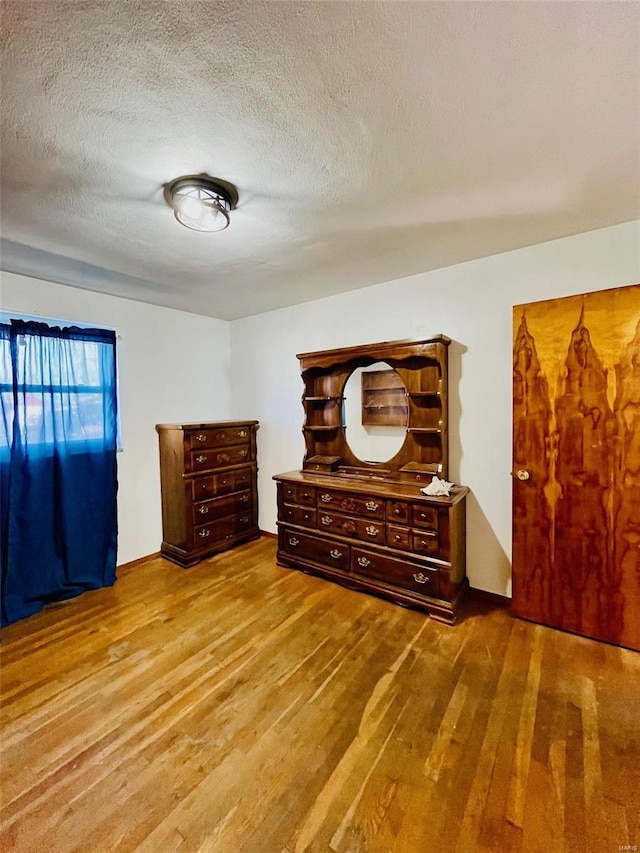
[1,1,639,320]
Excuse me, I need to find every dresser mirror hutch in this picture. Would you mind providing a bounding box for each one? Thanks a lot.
[273,336,469,623]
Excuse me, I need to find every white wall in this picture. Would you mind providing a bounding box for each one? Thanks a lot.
[0,272,232,565]
[230,221,640,596]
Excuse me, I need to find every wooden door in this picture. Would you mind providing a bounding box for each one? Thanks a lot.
[512,284,640,650]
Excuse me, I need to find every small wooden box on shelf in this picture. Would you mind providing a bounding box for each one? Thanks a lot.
[274,337,468,624]
[156,420,259,567]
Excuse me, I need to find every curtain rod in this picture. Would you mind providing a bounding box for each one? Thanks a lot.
[0,310,123,340]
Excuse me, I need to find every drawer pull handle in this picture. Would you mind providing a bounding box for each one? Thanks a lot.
[289,537,299,547]
[239,449,248,457]
[320,493,332,503]
[413,572,429,584]
[220,479,227,485]
[365,501,379,512]
[357,557,371,567]
[321,515,333,526]
[198,506,209,515]
[329,549,343,560]
[195,455,207,463]
[366,526,380,537]
[195,434,207,442]
[394,508,402,516]
[394,534,402,542]
[198,529,211,538]
[241,495,249,503]
[240,516,249,523]
[238,430,248,438]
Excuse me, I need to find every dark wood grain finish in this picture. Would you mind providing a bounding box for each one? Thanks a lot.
[361,368,408,426]
[277,336,467,622]
[513,285,640,650]
[156,420,259,568]
[351,546,439,594]
[275,470,468,623]
[298,336,450,480]
[315,486,386,520]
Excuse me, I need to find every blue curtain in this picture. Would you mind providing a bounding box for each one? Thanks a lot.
[0,320,118,626]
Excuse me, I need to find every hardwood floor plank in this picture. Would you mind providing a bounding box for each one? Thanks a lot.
[505,624,545,829]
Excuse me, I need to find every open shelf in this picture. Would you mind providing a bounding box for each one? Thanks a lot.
[362,369,408,426]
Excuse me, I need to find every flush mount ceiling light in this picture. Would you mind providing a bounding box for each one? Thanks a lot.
[164,175,237,232]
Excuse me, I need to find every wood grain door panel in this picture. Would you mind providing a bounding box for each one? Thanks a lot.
[512,284,640,650]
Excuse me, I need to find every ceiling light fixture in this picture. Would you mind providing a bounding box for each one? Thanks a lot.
[164,175,237,232]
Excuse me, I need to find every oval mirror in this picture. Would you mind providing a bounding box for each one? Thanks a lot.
[343,362,408,463]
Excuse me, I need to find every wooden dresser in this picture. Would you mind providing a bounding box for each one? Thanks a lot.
[275,471,467,623]
[273,337,468,623]
[156,420,259,567]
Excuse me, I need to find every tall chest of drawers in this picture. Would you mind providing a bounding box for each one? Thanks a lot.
[156,421,259,567]
[274,471,468,623]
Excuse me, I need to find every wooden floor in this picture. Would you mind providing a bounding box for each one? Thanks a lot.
[1,537,638,853]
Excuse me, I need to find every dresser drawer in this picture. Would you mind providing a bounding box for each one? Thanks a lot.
[190,445,250,473]
[387,524,411,549]
[193,490,251,525]
[316,489,385,520]
[412,528,439,556]
[281,483,316,506]
[191,467,252,501]
[412,504,438,530]
[281,528,350,572]
[388,501,410,523]
[194,510,254,545]
[188,427,251,450]
[281,504,317,527]
[318,510,385,545]
[351,547,439,595]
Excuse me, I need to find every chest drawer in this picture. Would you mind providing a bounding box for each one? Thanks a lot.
[188,427,251,449]
[193,490,251,525]
[195,510,254,546]
[316,489,385,520]
[192,467,252,501]
[412,504,438,530]
[281,504,317,527]
[282,528,350,572]
[190,445,250,473]
[318,511,385,545]
[351,547,439,596]
[281,483,317,506]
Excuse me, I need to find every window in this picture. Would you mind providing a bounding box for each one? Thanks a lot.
[0,314,121,453]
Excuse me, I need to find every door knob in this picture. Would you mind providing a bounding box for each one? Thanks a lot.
[516,469,530,481]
